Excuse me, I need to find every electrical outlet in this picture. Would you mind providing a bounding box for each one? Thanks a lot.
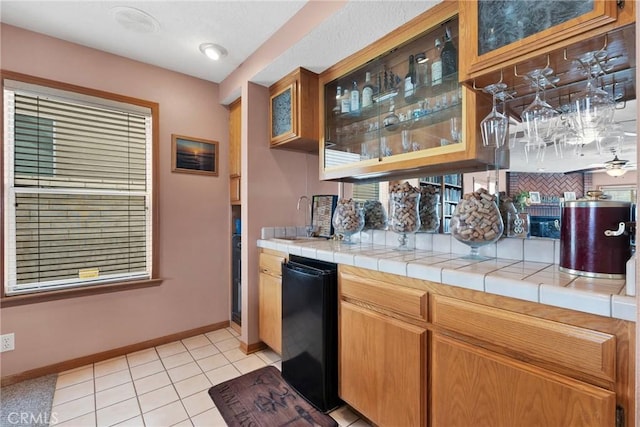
[1,333,15,352]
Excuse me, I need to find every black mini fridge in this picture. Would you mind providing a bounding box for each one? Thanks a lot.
[281,255,341,413]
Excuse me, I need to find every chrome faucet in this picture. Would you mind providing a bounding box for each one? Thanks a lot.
[297,195,314,236]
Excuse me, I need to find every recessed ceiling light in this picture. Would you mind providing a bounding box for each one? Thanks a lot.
[111,6,160,34]
[199,43,228,61]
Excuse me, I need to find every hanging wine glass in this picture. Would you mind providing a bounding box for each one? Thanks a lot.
[574,52,615,145]
[520,68,558,164]
[495,88,515,149]
[480,83,509,148]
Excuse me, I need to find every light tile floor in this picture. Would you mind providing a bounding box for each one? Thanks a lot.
[50,327,369,427]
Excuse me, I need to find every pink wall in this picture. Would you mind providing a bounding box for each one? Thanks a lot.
[591,170,637,188]
[241,82,338,344]
[0,24,231,377]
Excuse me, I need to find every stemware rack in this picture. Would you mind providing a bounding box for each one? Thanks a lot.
[467,23,636,121]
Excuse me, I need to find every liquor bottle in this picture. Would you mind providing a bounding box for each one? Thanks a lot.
[333,85,342,114]
[404,55,416,100]
[350,80,360,113]
[415,53,429,88]
[340,88,350,113]
[431,38,443,86]
[361,72,374,108]
[441,26,458,79]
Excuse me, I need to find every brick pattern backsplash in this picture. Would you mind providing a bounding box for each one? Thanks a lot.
[507,172,587,217]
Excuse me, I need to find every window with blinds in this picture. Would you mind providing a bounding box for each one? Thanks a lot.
[352,183,380,201]
[3,79,153,295]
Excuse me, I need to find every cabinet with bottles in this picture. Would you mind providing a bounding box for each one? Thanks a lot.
[420,174,462,233]
[319,2,497,183]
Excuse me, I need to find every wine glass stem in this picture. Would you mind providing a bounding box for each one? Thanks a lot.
[470,246,480,257]
[398,233,407,249]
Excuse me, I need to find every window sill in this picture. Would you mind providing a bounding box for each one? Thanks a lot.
[0,278,164,308]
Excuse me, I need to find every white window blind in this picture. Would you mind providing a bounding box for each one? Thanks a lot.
[3,82,153,295]
[352,183,380,201]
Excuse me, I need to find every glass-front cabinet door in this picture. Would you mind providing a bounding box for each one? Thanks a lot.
[459,0,633,80]
[320,3,497,183]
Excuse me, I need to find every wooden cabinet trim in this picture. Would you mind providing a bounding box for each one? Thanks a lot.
[340,271,427,322]
[431,294,617,383]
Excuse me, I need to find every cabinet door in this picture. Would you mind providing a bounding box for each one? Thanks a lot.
[431,333,616,427]
[269,80,297,146]
[319,3,496,183]
[340,301,426,427]
[459,0,625,80]
[228,98,241,178]
[259,272,281,354]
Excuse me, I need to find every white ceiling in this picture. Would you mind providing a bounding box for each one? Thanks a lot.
[1,0,635,175]
[0,1,436,87]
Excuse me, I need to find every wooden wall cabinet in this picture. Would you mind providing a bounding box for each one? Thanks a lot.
[459,0,635,81]
[337,265,635,427]
[319,2,498,183]
[258,249,286,354]
[269,67,319,152]
[229,98,241,205]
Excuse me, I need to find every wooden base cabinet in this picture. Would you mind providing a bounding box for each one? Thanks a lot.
[336,265,634,427]
[431,333,616,427]
[258,250,286,354]
[339,301,426,427]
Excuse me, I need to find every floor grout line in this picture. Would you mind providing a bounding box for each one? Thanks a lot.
[47,327,368,427]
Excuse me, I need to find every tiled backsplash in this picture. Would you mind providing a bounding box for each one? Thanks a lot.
[507,172,592,217]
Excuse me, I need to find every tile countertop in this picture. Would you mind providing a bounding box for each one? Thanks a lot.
[257,227,636,322]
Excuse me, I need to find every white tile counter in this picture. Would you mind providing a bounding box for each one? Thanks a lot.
[257,227,636,321]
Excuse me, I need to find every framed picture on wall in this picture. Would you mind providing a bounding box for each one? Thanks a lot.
[171,134,218,176]
[563,191,576,201]
[529,191,541,204]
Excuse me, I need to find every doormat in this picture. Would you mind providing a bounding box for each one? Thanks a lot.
[208,366,337,427]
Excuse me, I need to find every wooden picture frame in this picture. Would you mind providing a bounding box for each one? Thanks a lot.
[171,134,218,176]
[529,191,541,204]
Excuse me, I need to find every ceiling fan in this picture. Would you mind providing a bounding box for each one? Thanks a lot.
[583,147,636,176]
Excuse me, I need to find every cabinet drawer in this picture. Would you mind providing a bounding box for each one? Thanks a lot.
[431,295,616,382]
[340,271,427,322]
[259,251,285,277]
